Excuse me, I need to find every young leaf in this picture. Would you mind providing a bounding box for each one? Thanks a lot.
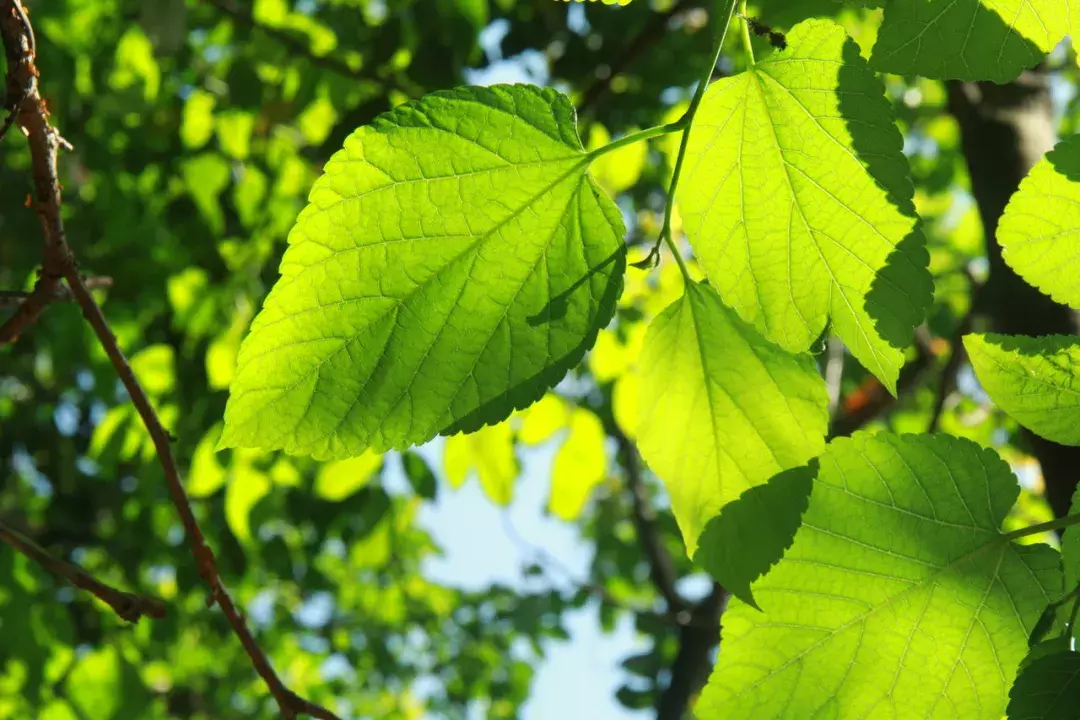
[1007,651,1080,719]
[444,421,517,506]
[965,333,1080,446]
[694,464,814,609]
[699,433,1061,719]
[220,84,625,459]
[999,134,1080,309]
[677,19,931,392]
[549,407,607,521]
[637,281,828,555]
[870,0,1072,83]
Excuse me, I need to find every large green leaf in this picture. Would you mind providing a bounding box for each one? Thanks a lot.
[998,134,1080,310]
[220,85,625,458]
[1007,651,1080,719]
[870,0,1072,83]
[695,464,814,609]
[699,433,1061,719]
[965,334,1080,446]
[677,19,931,392]
[637,281,828,555]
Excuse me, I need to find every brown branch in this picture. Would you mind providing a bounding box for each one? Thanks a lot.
[0,276,112,307]
[576,0,696,117]
[0,4,339,718]
[202,0,380,84]
[0,518,166,622]
[613,427,688,617]
[656,582,726,720]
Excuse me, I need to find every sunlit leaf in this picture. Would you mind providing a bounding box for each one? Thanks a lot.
[221,85,625,459]
[871,0,1073,82]
[700,433,1061,719]
[965,333,1080,446]
[998,134,1080,310]
[549,408,607,520]
[444,421,518,506]
[677,19,931,391]
[638,281,828,555]
[315,452,383,501]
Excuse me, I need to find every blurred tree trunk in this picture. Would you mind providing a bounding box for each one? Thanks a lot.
[949,73,1080,518]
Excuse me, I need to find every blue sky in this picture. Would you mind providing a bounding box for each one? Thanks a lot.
[398,440,649,720]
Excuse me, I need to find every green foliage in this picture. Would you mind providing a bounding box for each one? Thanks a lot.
[676,20,931,390]
[220,85,626,459]
[700,433,1061,718]
[695,464,813,608]
[1007,651,1080,719]
[9,0,1080,718]
[870,0,1072,82]
[999,133,1080,310]
[637,280,827,554]
[965,334,1080,446]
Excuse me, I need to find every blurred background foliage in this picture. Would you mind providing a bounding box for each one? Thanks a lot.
[1,1,1079,718]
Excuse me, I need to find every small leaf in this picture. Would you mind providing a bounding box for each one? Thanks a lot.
[695,464,813,609]
[999,133,1080,309]
[700,433,1061,719]
[549,407,607,521]
[402,451,438,500]
[677,19,931,391]
[225,464,272,544]
[1007,651,1080,719]
[221,84,625,459]
[871,0,1073,83]
[965,333,1080,446]
[444,421,517,505]
[314,451,383,501]
[637,281,828,555]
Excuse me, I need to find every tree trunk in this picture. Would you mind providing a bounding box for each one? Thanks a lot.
[948,73,1080,517]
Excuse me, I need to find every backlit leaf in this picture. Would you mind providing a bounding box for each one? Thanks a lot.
[700,433,1061,719]
[677,20,931,391]
[965,333,1080,446]
[637,281,828,555]
[870,0,1072,83]
[221,85,625,459]
[998,134,1080,310]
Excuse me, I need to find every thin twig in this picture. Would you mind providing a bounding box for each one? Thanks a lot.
[825,335,845,414]
[0,4,339,718]
[0,518,166,622]
[202,0,380,84]
[926,311,975,433]
[0,276,112,308]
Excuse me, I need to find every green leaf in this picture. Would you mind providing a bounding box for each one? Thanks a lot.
[314,451,383,501]
[695,464,813,609]
[444,421,518,506]
[870,0,1072,83]
[402,451,438,500]
[998,134,1080,309]
[677,20,931,391]
[1063,484,1080,593]
[699,433,1061,719]
[548,407,607,521]
[220,84,625,459]
[965,333,1080,446]
[225,464,272,544]
[637,281,828,555]
[1007,651,1080,719]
